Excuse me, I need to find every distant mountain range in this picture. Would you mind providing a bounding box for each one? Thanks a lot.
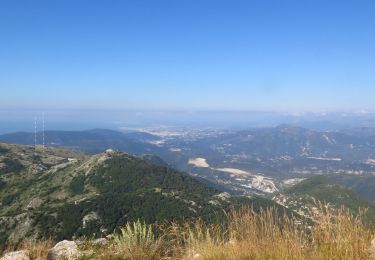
[2,126,375,199]
[3,126,375,162]
[0,129,161,154]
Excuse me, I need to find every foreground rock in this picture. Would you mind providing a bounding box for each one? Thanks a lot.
[47,240,79,260]
[0,250,29,260]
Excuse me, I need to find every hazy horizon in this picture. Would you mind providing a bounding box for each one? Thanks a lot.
[2,109,375,134]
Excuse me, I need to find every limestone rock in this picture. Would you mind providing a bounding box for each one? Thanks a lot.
[82,211,100,228]
[47,240,79,260]
[0,250,29,260]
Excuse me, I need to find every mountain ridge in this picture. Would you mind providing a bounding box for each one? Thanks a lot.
[0,142,288,249]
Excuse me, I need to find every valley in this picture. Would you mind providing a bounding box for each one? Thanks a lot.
[2,125,375,200]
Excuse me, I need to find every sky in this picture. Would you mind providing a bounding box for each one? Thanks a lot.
[1,0,375,113]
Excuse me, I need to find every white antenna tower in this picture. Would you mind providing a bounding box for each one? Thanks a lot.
[42,112,45,149]
[34,116,37,155]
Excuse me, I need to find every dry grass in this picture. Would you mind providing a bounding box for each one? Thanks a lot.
[2,239,54,260]
[310,206,373,260]
[96,205,374,259]
[179,206,374,260]
[21,239,54,260]
[2,205,375,260]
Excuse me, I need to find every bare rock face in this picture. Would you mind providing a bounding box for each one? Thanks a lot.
[82,211,100,228]
[0,250,30,260]
[47,240,79,260]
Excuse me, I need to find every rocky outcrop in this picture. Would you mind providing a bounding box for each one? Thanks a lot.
[47,240,78,260]
[0,250,29,260]
[82,211,100,228]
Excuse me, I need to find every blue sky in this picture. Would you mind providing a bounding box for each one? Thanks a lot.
[1,0,375,112]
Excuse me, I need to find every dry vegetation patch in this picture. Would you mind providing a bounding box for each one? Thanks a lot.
[2,205,375,260]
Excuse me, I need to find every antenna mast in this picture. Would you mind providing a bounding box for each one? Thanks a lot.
[34,116,37,155]
[42,112,45,149]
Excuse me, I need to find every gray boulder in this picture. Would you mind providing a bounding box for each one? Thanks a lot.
[0,250,30,260]
[47,240,79,260]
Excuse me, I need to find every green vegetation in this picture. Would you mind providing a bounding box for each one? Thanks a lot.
[0,143,289,248]
[1,158,24,174]
[69,174,86,194]
[0,179,6,191]
[1,193,19,206]
[286,175,330,194]
[284,175,375,223]
[329,174,375,203]
[34,154,287,241]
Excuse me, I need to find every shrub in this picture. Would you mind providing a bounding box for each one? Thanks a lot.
[1,158,24,174]
[69,175,85,195]
[108,220,162,259]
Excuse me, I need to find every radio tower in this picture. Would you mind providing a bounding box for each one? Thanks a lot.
[34,116,37,155]
[42,112,45,150]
